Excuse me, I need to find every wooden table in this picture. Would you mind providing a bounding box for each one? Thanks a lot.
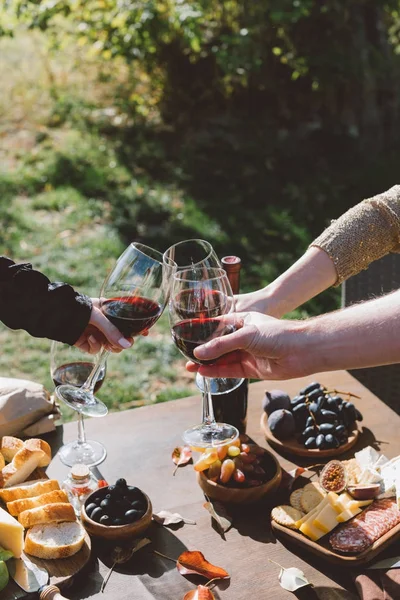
[45,370,400,599]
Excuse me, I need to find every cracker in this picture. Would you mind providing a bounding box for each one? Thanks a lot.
[342,458,361,485]
[300,481,326,513]
[289,488,304,512]
[271,505,304,529]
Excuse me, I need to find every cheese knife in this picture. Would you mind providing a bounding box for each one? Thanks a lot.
[8,555,69,599]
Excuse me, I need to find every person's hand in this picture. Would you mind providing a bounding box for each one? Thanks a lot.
[185,311,310,380]
[74,300,133,354]
[234,290,271,314]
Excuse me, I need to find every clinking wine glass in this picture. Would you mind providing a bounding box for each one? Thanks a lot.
[163,239,243,396]
[55,243,176,417]
[169,267,239,447]
[50,341,107,467]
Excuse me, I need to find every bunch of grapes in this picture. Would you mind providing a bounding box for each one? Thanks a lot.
[264,382,363,450]
[194,437,270,488]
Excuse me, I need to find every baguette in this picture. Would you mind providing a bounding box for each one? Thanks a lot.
[7,490,69,516]
[23,439,51,467]
[24,521,85,559]
[0,448,44,488]
[0,479,60,503]
[0,436,24,463]
[19,502,76,528]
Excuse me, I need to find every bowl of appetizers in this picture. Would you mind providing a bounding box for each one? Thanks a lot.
[195,438,282,504]
[81,478,152,540]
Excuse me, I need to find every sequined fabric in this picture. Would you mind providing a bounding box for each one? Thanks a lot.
[310,185,400,286]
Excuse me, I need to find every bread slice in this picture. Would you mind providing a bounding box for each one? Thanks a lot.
[0,453,4,471]
[23,439,51,467]
[0,448,43,488]
[7,490,69,516]
[0,479,59,502]
[19,502,76,528]
[24,521,85,559]
[0,436,24,463]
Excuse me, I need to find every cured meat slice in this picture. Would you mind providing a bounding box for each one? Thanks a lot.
[330,499,400,554]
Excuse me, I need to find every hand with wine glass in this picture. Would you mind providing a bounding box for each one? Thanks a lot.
[55,243,176,418]
[50,341,107,467]
[169,266,240,447]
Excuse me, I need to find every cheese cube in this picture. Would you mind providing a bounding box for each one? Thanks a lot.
[299,520,326,541]
[336,505,362,523]
[0,506,24,558]
[333,492,354,513]
[313,503,341,534]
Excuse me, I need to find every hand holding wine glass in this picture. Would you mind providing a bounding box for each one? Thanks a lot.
[55,243,176,417]
[169,267,240,447]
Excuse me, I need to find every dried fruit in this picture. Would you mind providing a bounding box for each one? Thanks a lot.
[320,460,347,493]
[347,483,381,500]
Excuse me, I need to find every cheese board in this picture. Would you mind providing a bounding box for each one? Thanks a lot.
[261,412,360,458]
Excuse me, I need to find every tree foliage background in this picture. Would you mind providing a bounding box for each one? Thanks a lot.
[2,0,400,313]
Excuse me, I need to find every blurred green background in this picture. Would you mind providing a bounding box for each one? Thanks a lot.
[1,1,399,419]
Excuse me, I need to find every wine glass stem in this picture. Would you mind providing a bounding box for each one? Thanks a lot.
[202,376,216,427]
[81,348,109,394]
[77,412,86,446]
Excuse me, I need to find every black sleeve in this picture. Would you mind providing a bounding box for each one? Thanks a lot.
[0,256,92,345]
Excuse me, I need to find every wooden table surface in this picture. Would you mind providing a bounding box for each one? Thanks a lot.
[45,370,400,600]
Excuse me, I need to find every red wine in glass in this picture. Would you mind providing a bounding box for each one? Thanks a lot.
[173,289,228,321]
[52,362,105,393]
[172,318,237,365]
[102,296,162,337]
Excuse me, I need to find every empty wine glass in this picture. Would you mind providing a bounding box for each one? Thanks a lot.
[169,267,239,447]
[163,239,243,395]
[55,243,176,417]
[50,341,107,466]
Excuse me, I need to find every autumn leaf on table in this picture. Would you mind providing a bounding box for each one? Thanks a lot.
[203,499,232,535]
[177,551,229,581]
[153,510,196,526]
[183,585,215,600]
[172,446,192,475]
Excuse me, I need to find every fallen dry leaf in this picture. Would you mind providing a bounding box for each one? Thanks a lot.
[153,510,196,526]
[269,559,312,592]
[203,500,232,534]
[177,551,229,580]
[172,445,193,475]
[183,585,215,600]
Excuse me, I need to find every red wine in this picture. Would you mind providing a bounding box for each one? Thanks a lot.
[172,318,236,364]
[102,296,162,337]
[52,362,105,393]
[173,289,228,320]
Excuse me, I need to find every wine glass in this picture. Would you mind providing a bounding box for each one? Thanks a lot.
[169,267,239,447]
[50,341,107,467]
[55,243,176,417]
[163,239,243,395]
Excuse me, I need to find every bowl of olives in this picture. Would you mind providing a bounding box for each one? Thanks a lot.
[81,478,152,540]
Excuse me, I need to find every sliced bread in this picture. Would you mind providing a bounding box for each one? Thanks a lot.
[0,436,24,462]
[19,502,76,528]
[7,490,69,516]
[24,521,85,559]
[23,439,51,467]
[0,448,44,488]
[0,479,60,503]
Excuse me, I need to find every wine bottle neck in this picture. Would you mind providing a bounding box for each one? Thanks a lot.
[221,256,241,294]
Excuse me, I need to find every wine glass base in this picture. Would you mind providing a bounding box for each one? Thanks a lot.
[58,439,107,467]
[56,385,108,417]
[195,373,244,395]
[183,422,239,448]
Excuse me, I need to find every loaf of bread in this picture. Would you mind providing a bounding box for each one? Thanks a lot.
[23,439,51,467]
[0,453,4,471]
[0,448,44,488]
[0,436,24,462]
[7,489,69,516]
[18,502,76,528]
[0,479,60,503]
[24,521,85,559]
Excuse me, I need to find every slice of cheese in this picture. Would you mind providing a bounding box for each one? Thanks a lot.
[295,496,329,528]
[333,492,354,513]
[347,499,373,509]
[0,506,24,558]
[336,505,362,523]
[313,503,341,534]
[299,519,326,541]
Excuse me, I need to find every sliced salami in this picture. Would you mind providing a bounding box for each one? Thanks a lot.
[329,499,400,554]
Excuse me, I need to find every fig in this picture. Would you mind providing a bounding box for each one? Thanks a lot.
[267,409,296,440]
[347,483,381,500]
[320,460,347,493]
[262,389,291,415]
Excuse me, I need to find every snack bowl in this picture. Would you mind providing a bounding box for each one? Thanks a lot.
[197,448,282,504]
[81,481,152,540]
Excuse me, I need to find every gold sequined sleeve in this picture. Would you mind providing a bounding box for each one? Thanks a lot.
[310,185,400,286]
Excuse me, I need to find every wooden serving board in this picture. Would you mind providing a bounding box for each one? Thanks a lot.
[271,519,400,566]
[260,412,359,458]
[2,468,92,599]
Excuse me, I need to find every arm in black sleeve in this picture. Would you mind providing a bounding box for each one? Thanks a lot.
[0,256,92,345]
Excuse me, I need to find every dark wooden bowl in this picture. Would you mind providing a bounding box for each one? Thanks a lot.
[81,486,152,540]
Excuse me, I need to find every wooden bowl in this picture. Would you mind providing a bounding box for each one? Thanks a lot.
[197,448,282,504]
[81,486,152,540]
